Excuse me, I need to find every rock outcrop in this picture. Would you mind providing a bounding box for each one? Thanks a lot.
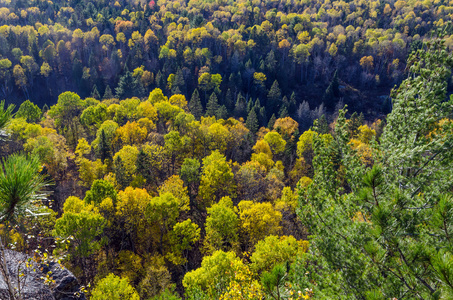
[0,250,85,300]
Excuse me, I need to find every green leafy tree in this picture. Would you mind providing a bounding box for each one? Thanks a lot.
[250,235,307,274]
[167,219,200,268]
[204,196,239,254]
[91,273,139,300]
[180,158,200,199]
[198,150,236,208]
[183,250,245,299]
[237,201,282,246]
[84,179,117,206]
[48,91,85,149]
[15,100,41,123]
[54,196,105,261]
[146,193,180,253]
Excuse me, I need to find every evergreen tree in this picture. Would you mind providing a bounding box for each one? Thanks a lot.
[115,70,135,99]
[98,129,111,162]
[278,105,288,118]
[289,92,297,112]
[259,59,265,71]
[114,156,130,189]
[246,98,254,113]
[265,50,277,74]
[267,80,282,115]
[234,93,246,119]
[246,108,259,134]
[103,85,114,99]
[0,100,14,140]
[42,104,49,114]
[317,114,329,134]
[91,85,101,99]
[225,88,234,111]
[133,77,146,98]
[189,89,203,119]
[348,111,362,138]
[136,149,152,183]
[155,70,164,89]
[297,37,453,299]
[206,92,220,117]
[216,105,228,120]
[259,106,267,127]
[267,113,276,129]
[172,68,186,95]
[282,96,289,108]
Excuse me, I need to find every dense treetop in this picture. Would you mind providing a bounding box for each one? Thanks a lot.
[1,0,452,122]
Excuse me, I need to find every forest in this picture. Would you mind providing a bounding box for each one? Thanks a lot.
[1,0,453,299]
[2,0,453,122]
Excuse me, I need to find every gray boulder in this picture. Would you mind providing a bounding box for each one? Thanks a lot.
[0,249,85,300]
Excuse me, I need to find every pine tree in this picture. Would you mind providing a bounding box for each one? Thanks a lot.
[289,92,297,112]
[225,88,234,111]
[317,114,329,134]
[98,129,111,162]
[115,70,135,99]
[278,105,288,118]
[155,70,164,89]
[246,109,259,134]
[136,149,152,183]
[91,85,101,99]
[265,50,277,73]
[189,89,203,119]
[267,80,282,115]
[259,106,267,127]
[348,111,362,138]
[216,105,228,120]
[247,98,254,113]
[234,93,247,119]
[297,36,453,299]
[103,85,114,99]
[282,96,289,108]
[172,68,186,95]
[114,156,130,189]
[206,93,220,117]
[133,77,146,98]
[267,113,276,129]
[42,103,49,114]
